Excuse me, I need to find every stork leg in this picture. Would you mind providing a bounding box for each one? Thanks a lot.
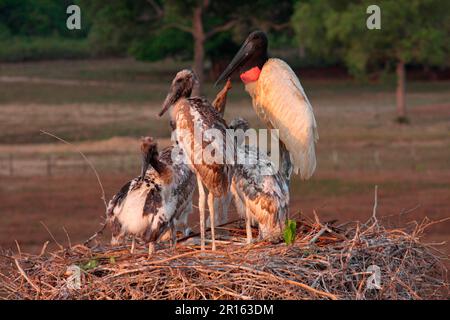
[170,225,177,250]
[130,236,136,254]
[197,175,206,251]
[221,193,232,225]
[110,232,124,247]
[245,199,253,244]
[207,193,217,251]
[148,242,155,257]
[205,193,230,228]
[179,204,192,236]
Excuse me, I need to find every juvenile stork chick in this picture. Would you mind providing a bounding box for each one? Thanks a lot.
[106,137,195,256]
[159,70,232,251]
[229,117,289,242]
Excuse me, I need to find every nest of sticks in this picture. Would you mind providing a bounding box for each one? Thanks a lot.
[0,214,448,300]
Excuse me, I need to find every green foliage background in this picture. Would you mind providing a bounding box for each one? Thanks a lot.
[291,0,450,77]
[0,0,448,75]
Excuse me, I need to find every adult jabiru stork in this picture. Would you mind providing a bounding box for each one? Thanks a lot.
[159,70,232,251]
[216,30,318,181]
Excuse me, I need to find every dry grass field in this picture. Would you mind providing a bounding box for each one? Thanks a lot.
[0,59,449,262]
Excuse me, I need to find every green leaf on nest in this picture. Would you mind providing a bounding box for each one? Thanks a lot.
[284,219,297,245]
[81,259,98,271]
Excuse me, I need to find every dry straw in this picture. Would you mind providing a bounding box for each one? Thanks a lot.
[1,214,448,300]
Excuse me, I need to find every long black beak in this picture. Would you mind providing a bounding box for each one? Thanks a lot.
[158,85,180,117]
[215,40,253,86]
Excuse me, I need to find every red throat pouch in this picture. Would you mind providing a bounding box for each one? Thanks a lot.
[240,67,261,84]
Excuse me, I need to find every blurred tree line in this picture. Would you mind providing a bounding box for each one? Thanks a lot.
[1,0,448,119]
[79,0,295,94]
[0,0,90,60]
[292,0,450,121]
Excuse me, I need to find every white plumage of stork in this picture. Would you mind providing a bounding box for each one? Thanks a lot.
[216,30,318,180]
[106,137,195,256]
[159,70,232,251]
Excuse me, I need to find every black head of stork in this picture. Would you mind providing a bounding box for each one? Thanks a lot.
[140,136,158,179]
[215,30,268,86]
[159,69,198,117]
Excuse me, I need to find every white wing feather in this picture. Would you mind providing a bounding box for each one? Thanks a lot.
[246,58,318,179]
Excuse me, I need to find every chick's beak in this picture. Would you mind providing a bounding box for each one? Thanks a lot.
[159,84,180,117]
